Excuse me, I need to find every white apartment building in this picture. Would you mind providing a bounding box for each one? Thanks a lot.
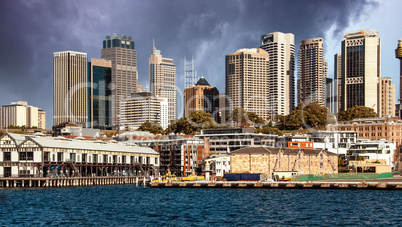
[260,32,295,116]
[0,101,46,129]
[347,139,396,167]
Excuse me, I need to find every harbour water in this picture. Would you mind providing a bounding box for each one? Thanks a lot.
[1,185,402,226]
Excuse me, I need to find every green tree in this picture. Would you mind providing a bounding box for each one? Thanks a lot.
[247,112,264,125]
[137,121,165,135]
[166,118,195,135]
[255,126,283,136]
[0,131,4,137]
[278,102,333,130]
[338,105,378,121]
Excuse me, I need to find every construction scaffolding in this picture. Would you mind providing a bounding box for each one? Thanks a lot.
[184,55,199,88]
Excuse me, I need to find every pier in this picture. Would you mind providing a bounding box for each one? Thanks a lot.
[150,181,402,190]
[0,176,151,188]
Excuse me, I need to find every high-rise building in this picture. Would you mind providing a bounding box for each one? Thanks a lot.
[0,101,46,129]
[326,78,334,113]
[101,34,137,129]
[53,51,88,126]
[184,77,219,120]
[381,77,395,117]
[88,58,112,129]
[396,39,402,105]
[260,32,295,116]
[159,98,168,130]
[339,29,381,115]
[149,45,177,123]
[120,92,161,129]
[334,53,342,114]
[225,48,270,121]
[297,38,327,106]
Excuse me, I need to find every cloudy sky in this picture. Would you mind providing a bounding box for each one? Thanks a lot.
[0,0,401,128]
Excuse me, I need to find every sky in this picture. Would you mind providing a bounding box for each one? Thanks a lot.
[0,0,401,129]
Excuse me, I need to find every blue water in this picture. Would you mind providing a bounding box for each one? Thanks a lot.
[1,185,401,226]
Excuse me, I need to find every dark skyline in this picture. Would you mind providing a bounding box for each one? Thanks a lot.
[0,0,400,128]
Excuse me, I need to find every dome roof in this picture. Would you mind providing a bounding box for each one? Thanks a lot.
[195,77,210,86]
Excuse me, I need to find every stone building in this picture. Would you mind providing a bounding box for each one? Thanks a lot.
[230,147,338,177]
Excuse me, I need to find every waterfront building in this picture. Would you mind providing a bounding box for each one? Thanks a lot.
[149,44,177,123]
[260,32,295,116]
[120,92,161,130]
[132,135,207,176]
[53,51,88,126]
[88,58,112,129]
[230,147,338,177]
[205,153,230,178]
[195,128,277,155]
[0,101,46,129]
[297,38,327,107]
[225,48,270,122]
[101,34,137,129]
[0,132,159,178]
[184,77,219,120]
[347,139,396,167]
[338,29,381,115]
[381,77,395,117]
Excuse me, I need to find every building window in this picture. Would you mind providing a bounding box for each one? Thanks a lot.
[3,152,11,161]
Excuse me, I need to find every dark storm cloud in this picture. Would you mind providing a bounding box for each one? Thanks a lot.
[0,0,378,127]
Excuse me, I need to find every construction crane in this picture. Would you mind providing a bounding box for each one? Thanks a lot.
[203,155,227,181]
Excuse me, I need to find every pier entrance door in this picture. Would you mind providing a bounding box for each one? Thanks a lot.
[4,167,11,177]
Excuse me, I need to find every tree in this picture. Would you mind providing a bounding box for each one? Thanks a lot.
[247,112,264,125]
[255,126,283,136]
[338,105,378,121]
[137,121,164,135]
[187,111,216,129]
[278,102,334,130]
[166,118,195,135]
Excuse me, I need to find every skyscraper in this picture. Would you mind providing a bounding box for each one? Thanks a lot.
[101,34,137,129]
[339,29,381,115]
[225,48,270,121]
[149,44,177,123]
[334,52,342,114]
[88,58,112,129]
[396,40,402,104]
[381,77,395,117]
[184,77,219,120]
[260,32,295,116]
[53,50,87,126]
[297,38,327,106]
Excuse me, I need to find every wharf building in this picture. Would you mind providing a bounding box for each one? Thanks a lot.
[225,48,270,122]
[195,128,277,155]
[297,38,327,107]
[0,133,159,178]
[260,32,295,116]
[338,29,381,115]
[0,101,46,129]
[230,147,338,177]
[101,34,137,129]
[131,136,207,177]
[184,77,219,121]
[87,58,112,129]
[380,77,395,117]
[53,51,88,126]
[149,45,177,123]
[120,92,162,130]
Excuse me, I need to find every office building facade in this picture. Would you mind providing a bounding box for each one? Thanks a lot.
[297,38,327,106]
[381,77,395,117]
[225,48,270,121]
[149,45,177,123]
[260,32,295,116]
[101,34,137,129]
[339,30,381,115]
[88,58,112,129]
[53,51,88,126]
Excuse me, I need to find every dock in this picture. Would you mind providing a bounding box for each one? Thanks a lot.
[0,176,151,188]
[150,181,402,190]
